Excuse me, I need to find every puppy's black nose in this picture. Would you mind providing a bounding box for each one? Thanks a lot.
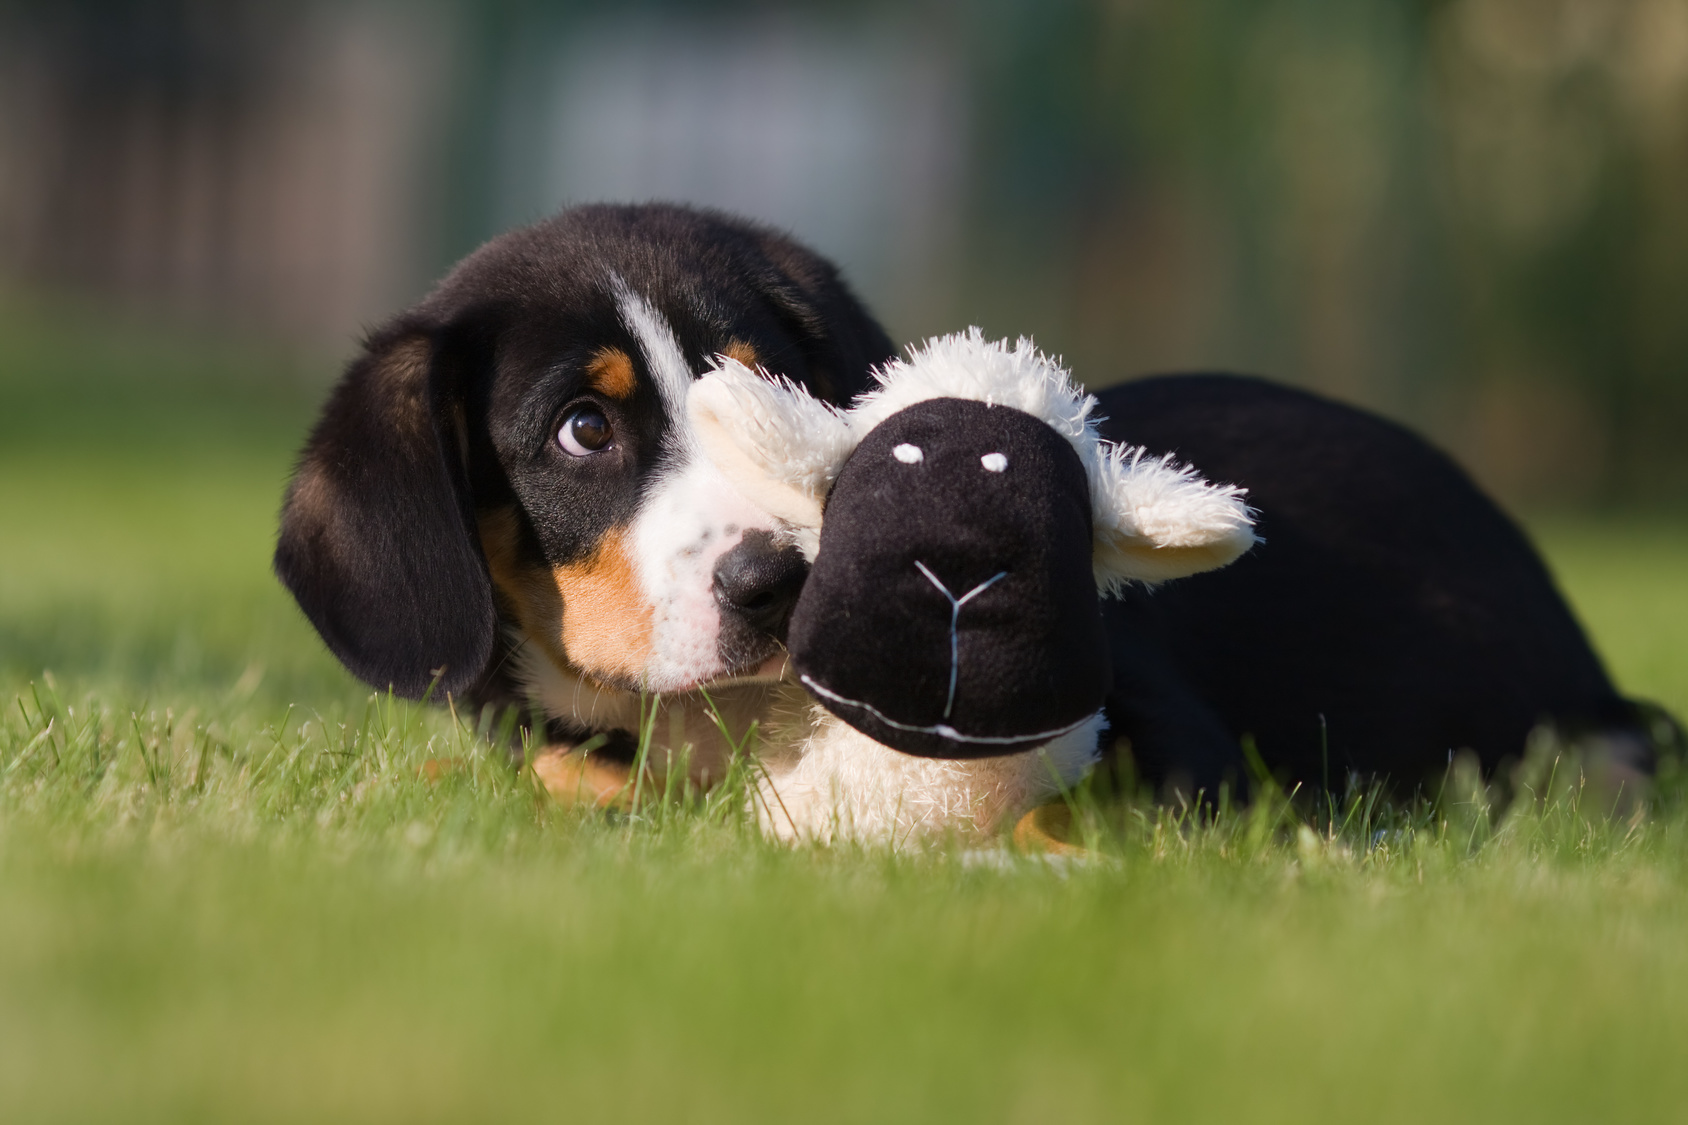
[714,530,808,640]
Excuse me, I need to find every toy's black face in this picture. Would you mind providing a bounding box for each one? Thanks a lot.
[787,398,1111,759]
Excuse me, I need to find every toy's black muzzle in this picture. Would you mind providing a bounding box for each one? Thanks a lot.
[787,398,1110,759]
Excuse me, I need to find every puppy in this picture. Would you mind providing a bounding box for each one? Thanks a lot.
[277,202,1662,842]
[275,203,896,801]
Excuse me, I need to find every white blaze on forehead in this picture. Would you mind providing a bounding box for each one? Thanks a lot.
[608,275,788,690]
[981,452,1008,472]
[893,443,923,464]
[612,274,697,454]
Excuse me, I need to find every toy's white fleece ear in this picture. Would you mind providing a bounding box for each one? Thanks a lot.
[1089,443,1257,592]
[687,357,855,544]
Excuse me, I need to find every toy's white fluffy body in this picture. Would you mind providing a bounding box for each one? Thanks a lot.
[755,709,1106,844]
[680,329,1260,846]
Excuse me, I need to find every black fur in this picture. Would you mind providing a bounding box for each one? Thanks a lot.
[276,203,895,703]
[1094,374,1647,797]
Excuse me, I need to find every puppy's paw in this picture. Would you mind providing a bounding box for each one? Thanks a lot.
[530,749,633,808]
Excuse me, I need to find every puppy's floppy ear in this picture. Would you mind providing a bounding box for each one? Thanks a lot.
[1089,443,1258,592]
[688,358,855,547]
[274,319,496,699]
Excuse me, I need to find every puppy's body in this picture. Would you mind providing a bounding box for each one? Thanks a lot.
[1096,375,1649,798]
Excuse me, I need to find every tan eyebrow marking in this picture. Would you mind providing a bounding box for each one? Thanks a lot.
[585,346,636,399]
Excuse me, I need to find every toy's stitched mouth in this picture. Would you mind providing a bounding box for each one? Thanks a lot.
[912,560,1007,720]
[797,674,1095,746]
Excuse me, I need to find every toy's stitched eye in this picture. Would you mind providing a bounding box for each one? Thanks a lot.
[981,453,1008,472]
[558,406,614,456]
[893,443,924,464]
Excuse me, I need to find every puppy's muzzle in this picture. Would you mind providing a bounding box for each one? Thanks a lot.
[714,529,807,644]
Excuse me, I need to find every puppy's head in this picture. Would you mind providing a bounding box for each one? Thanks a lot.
[275,203,895,702]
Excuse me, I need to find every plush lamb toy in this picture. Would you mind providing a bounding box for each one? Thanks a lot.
[688,330,1257,842]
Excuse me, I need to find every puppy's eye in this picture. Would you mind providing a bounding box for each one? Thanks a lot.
[558,406,614,456]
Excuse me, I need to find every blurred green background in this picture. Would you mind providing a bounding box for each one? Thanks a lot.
[4,0,1688,509]
[5,8,1688,1120]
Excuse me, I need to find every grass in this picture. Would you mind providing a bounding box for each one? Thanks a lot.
[4,296,1688,1122]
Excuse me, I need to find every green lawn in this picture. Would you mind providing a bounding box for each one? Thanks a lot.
[4,300,1688,1123]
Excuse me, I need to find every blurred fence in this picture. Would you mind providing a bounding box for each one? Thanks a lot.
[2,0,1686,505]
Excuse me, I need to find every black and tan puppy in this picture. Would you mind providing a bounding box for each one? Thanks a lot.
[276,203,896,795]
[277,202,1663,839]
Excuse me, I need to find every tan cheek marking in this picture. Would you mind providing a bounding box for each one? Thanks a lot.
[553,529,654,682]
[722,340,759,370]
[586,346,636,398]
[479,511,654,686]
